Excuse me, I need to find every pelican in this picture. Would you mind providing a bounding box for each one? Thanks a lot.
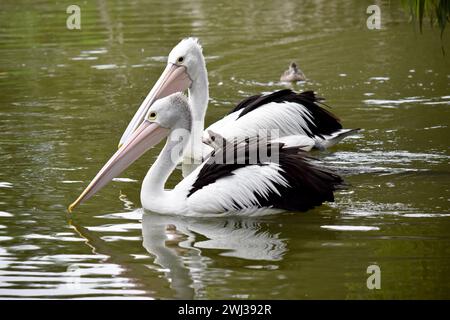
[118,38,358,176]
[69,93,343,216]
[280,62,306,82]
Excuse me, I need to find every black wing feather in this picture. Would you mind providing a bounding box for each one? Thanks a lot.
[255,148,343,212]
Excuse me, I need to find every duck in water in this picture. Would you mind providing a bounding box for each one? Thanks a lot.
[280,62,306,82]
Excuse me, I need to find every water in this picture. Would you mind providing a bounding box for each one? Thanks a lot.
[0,0,449,299]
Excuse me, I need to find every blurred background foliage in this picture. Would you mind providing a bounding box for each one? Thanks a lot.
[402,0,450,36]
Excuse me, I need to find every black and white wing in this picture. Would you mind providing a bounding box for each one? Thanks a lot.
[176,137,344,215]
[204,89,356,150]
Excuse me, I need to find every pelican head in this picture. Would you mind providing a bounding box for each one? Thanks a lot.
[168,37,206,84]
[69,93,191,212]
[289,62,298,71]
[118,37,205,148]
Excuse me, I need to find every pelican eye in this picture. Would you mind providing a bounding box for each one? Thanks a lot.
[177,56,184,63]
[148,112,157,120]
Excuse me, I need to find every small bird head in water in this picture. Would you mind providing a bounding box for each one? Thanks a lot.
[280,61,306,82]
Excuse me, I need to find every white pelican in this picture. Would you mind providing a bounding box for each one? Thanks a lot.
[118,38,358,176]
[280,62,306,82]
[69,93,343,216]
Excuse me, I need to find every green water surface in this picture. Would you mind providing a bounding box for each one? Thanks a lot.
[0,0,449,299]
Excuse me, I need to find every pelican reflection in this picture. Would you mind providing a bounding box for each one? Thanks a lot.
[141,212,287,298]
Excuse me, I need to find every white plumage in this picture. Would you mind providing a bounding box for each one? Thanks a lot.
[184,164,288,216]
[205,101,315,141]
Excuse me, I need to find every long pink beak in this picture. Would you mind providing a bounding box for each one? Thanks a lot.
[118,63,192,148]
[68,121,169,212]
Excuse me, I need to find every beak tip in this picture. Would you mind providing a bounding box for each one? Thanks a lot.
[118,142,123,150]
[68,202,77,213]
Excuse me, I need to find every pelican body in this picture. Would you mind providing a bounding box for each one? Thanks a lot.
[69,94,343,216]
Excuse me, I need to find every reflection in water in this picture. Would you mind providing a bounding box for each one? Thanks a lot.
[67,219,154,299]
[141,213,287,299]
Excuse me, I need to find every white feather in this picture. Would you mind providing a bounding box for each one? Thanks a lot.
[314,128,359,149]
[271,135,315,151]
[170,163,288,216]
[204,101,315,143]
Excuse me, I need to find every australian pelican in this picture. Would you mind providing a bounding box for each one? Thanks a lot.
[118,38,358,176]
[69,93,343,216]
